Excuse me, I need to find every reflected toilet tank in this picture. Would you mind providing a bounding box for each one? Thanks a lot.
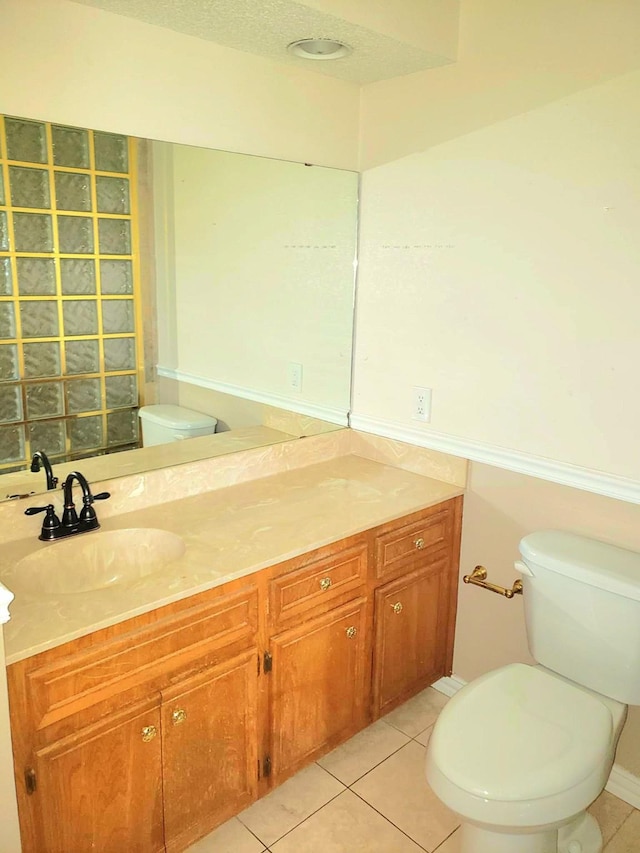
[138,405,217,447]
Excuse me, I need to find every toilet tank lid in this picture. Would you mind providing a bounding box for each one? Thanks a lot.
[520,530,640,601]
[138,405,217,430]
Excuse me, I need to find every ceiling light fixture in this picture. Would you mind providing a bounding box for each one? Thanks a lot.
[287,39,352,61]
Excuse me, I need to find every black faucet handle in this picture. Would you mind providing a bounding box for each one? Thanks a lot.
[24,504,62,540]
[92,492,111,502]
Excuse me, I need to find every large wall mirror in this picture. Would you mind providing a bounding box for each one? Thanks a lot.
[0,114,359,501]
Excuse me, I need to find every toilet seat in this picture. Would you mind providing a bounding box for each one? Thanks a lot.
[429,663,613,802]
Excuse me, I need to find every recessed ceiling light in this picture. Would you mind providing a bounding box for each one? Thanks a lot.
[287,39,352,61]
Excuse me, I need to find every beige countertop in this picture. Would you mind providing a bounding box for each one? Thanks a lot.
[0,455,463,665]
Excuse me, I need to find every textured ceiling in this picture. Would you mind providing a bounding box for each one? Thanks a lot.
[68,0,454,84]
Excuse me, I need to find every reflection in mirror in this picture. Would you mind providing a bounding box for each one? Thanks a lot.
[0,115,358,501]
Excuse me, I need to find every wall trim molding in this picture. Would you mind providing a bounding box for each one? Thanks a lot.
[156,366,349,426]
[431,673,640,810]
[349,414,640,505]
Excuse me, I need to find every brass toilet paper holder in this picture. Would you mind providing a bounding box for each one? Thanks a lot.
[463,566,523,599]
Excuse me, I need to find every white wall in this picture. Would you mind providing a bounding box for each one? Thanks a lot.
[354,0,640,488]
[0,0,359,169]
[154,143,358,420]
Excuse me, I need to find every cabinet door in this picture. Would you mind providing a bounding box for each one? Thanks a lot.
[270,597,368,784]
[373,558,451,717]
[29,699,163,853]
[161,649,259,853]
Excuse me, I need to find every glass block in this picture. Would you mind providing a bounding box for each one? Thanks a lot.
[13,212,53,252]
[63,299,98,336]
[0,303,16,339]
[0,423,25,464]
[96,176,130,214]
[52,125,90,169]
[0,168,4,205]
[0,211,9,251]
[29,419,65,456]
[9,166,51,209]
[103,336,135,371]
[58,215,94,254]
[66,377,101,413]
[98,218,130,255]
[26,381,63,420]
[0,385,22,423]
[20,301,59,338]
[16,257,56,295]
[100,259,132,294]
[60,258,96,294]
[102,299,134,333]
[23,341,61,378]
[107,408,137,446]
[69,414,102,451]
[0,258,12,295]
[0,344,18,380]
[94,132,128,173]
[106,374,137,409]
[55,171,92,212]
[65,338,99,374]
[5,118,47,164]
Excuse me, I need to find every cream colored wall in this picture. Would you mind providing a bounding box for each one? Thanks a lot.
[354,3,640,481]
[458,462,640,775]
[359,0,640,170]
[0,0,359,170]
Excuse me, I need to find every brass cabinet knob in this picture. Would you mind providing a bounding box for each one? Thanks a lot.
[171,708,187,726]
[345,626,357,639]
[392,601,403,614]
[141,725,157,742]
[414,538,425,550]
[319,577,332,591]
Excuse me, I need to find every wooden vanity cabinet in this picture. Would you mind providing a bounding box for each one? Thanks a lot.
[371,497,463,718]
[8,496,462,853]
[8,580,261,853]
[266,538,370,785]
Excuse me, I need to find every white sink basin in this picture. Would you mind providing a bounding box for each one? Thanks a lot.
[12,528,186,595]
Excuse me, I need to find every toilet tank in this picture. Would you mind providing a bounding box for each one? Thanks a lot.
[138,405,217,447]
[518,530,640,704]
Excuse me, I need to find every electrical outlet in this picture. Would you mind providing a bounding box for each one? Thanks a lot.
[288,362,303,392]
[412,386,432,422]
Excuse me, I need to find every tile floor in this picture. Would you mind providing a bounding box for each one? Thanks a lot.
[186,686,640,852]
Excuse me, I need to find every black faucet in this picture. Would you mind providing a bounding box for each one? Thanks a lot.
[30,451,58,490]
[25,471,110,541]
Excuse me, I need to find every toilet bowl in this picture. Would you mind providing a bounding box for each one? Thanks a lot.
[425,530,640,853]
[426,663,626,852]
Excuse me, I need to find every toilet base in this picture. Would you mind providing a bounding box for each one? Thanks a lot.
[459,811,602,853]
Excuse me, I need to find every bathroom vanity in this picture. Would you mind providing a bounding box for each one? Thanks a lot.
[2,455,463,853]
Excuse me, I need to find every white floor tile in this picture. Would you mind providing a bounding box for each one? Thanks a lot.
[317,719,410,785]
[237,763,344,847]
[270,790,425,853]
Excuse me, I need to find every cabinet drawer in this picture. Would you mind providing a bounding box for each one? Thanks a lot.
[23,586,258,732]
[269,543,367,628]
[374,502,455,582]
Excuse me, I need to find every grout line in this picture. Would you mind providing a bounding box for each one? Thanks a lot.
[242,786,346,849]
[432,826,459,851]
[604,808,639,850]
[347,787,432,851]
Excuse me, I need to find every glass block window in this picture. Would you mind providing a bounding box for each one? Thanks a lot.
[0,114,142,470]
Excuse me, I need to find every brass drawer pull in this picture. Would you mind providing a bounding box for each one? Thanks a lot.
[392,602,403,614]
[414,538,425,550]
[171,708,187,726]
[319,577,332,591]
[141,725,157,742]
[345,626,357,639]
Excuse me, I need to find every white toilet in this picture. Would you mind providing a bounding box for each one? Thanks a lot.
[138,404,218,447]
[426,530,640,853]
